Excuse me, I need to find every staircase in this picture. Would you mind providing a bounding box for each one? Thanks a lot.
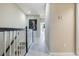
[0,28,27,56]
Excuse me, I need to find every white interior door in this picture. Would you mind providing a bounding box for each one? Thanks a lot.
[40,22,45,43]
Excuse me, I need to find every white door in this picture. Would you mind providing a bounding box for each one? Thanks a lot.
[40,22,45,43]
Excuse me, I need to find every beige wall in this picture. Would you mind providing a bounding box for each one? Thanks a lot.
[48,4,75,54]
[0,4,26,28]
[76,4,79,55]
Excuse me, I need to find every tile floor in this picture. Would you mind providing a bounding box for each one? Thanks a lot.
[26,29,49,56]
[26,37,48,56]
[26,42,49,56]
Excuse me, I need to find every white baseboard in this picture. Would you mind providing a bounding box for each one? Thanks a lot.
[49,52,75,56]
[76,52,79,55]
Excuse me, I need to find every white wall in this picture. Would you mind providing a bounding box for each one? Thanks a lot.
[0,4,26,28]
[45,3,50,52]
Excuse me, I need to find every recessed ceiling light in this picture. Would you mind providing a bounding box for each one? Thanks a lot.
[27,11,31,14]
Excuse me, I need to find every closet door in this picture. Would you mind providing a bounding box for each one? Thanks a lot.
[49,4,75,54]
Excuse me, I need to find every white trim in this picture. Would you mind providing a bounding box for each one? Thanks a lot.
[49,52,75,56]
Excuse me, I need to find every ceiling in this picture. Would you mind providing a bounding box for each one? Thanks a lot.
[16,3,46,18]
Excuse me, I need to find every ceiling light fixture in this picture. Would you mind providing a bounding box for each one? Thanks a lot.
[27,11,31,14]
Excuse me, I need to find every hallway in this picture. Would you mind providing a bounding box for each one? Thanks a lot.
[0,3,78,56]
[26,38,48,56]
[26,25,48,56]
